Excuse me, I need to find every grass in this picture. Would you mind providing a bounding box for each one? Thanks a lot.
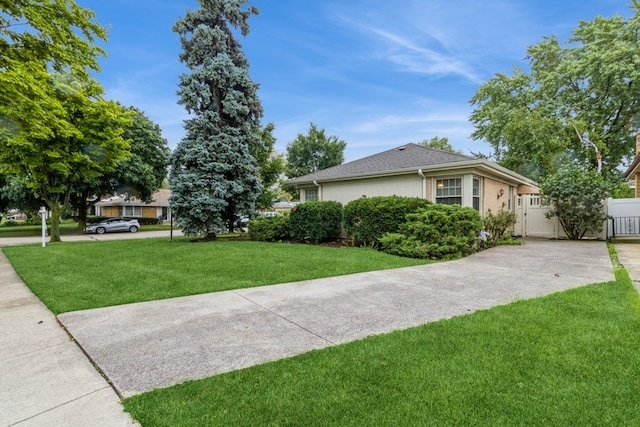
[0,221,80,237]
[122,268,640,426]
[2,238,429,314]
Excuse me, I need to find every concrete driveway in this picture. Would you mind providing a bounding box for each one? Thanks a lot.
[58,239,614,397]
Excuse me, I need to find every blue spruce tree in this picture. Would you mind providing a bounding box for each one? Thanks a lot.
[170,0,263,239]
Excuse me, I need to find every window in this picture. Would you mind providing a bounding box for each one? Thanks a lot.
[304,188,318,202]
[472,178,480,211]
[435,178,462,205]
[123,206,142,217]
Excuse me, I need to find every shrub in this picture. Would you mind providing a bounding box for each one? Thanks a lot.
[483,208,517,245]
[289,201,342,243]
[540,164,610,240]
[248,216,290,242]
[343,196,432,246]
[86,215,109,223]
[379,204,483,260]
[135,217,162,225]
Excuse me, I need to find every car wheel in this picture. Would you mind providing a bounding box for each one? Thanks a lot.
[96,227,106,234]
[129,226,138,233]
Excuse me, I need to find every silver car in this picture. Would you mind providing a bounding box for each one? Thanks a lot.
[85,218,140,234]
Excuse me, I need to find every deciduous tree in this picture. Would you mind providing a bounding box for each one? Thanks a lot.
[0,0,106,140]
[253,123,286,211]
[540,163,611,240]
[470,2,640,179]
[70,106,170,230]
[285,123,346,178]
[419,136,459,153]
[1,74,131,241]
[170,0,264,239]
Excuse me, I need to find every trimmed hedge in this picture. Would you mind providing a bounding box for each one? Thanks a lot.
[379,204,482,260]
[289,201,343,243]
[248,216,290,242]
[135,217,163,225]
[343,196,432,246]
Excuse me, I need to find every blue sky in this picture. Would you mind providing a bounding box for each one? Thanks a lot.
[86,0,633,163]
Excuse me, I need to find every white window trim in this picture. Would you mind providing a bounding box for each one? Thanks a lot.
[435,177,463,205]
[122,206,142,217]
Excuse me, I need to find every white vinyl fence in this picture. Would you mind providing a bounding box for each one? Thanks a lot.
[608,198,640,237]
[514,195,609,240]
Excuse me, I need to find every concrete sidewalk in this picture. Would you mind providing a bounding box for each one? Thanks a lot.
[0,252,137,426]
[0,230,183,248]
[58,239,614,398]
[614,241,640,292]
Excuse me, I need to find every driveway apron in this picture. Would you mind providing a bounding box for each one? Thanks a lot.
[58,239,614,397]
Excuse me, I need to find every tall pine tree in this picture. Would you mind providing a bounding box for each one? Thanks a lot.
[170,0,264,239]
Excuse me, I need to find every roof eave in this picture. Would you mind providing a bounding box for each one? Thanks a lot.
[287,159,538,187]
[624,156,640,178]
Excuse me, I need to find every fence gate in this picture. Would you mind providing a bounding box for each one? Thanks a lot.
[515,195,559,238]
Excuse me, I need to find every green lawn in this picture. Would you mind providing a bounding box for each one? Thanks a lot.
[123,268,640,426]
[2,238,428,314]
[0,221,81,237]
[6,239,638,425]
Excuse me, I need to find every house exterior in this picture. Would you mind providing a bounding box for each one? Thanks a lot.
[287,143,539,216]
[95,189,171,220]
[623,134,640,198]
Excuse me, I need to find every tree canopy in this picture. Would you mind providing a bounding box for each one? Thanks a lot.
[285,122,346,178]
[169,0,264,239]
[70,106,170,230]
[419,136,459,153]
[470,2,640,180]
[253,123,286,210]
[0,0,107,140]
[1,74,131,241]
[541,163,611,240]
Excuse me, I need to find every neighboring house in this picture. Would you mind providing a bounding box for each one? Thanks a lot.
[623,134,640,198]
[286,143,539,216]
[95,189,171,220]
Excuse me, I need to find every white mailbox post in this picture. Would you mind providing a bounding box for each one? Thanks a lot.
[39,206,47,247]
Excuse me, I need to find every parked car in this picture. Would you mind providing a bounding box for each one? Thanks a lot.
[84,218,140,234]
[259,211,281,218]
[234,215,250,228]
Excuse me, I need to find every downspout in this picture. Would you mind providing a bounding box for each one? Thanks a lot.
[417,169,426,199]
[313,179,322,201]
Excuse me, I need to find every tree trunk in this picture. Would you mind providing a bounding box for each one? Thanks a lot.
[76,207,88,232]
[48,203,63,242]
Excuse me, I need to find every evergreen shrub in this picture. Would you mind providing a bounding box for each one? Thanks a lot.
[343,196,432,246]
[289,201,343,243]
[379,204,482,260]
[248,216,290,242]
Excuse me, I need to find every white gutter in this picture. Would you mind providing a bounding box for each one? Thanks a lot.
[417,168,426,199]
[313,179,322,201]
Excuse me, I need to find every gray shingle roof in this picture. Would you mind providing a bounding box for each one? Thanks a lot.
[287,143,475,184]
